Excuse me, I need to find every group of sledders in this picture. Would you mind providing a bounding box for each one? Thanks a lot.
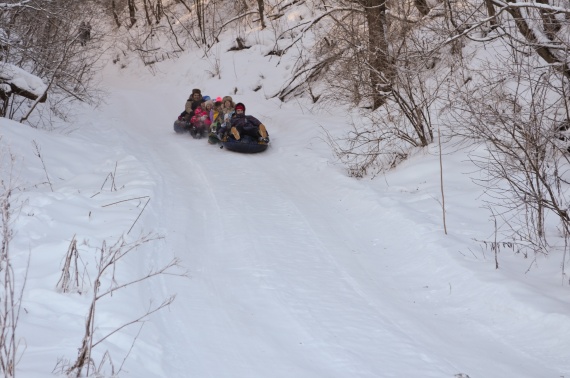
[173,88,270,153]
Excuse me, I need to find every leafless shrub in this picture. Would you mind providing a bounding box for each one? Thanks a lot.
[325,119,410,178]
[447,44,570,269]
[91,163,121,199]
[112,0,254,66]
[0,148,27,378]
[56,235,83,294]
[206,55,222,79]
[31,141,53,192]
[311,1,460,174]
[65,232,184,377]
[326,50,449,175]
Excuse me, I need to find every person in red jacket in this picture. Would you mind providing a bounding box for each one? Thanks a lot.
[190,103,212,138]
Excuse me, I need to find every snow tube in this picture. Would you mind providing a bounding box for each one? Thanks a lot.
[173,119,189,133]
[221,136,269,153]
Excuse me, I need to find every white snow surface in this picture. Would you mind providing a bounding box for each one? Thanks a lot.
[1,34,570,378]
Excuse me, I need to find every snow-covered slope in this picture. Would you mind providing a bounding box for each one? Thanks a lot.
[1,21,569,378]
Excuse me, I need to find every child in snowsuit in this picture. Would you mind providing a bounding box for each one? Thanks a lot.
[209,100,223,133]
[216,96,236,139]
[190,104,212,137]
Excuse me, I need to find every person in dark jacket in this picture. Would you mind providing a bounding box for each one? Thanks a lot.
[229,103,269,143]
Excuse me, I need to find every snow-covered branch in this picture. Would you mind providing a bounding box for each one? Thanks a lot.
[490,0,570,15]
[276,6,364,54]
[0,0,32,9]
[0,63,47,102]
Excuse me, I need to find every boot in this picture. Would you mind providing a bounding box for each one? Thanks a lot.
[230,127,240,140]
[258,124,269,143]
[259,124,268,138]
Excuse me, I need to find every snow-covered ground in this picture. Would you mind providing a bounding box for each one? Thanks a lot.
[2,32,570,378]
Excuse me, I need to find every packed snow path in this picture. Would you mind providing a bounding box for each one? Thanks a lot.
[77,70,570,378]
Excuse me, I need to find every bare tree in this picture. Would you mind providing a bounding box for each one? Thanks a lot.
[325,0,570,176]
[257,0,266,29]
[535,0,561,40]
[128,0,138,27]
[315,1,458,174]
[497,0,570,80]
[0,0,106,125]
[196,0,206,44]
[484,0,497,27]
[447,49,570,259]
[359,0,392,109]
[442,1,570,80]
[273,0,395,109]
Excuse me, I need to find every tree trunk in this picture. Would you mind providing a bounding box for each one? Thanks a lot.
[0,93,9,118]
[362,0,391,109]
[128,0,137,28]
[195,0,205,44]
[536,0,561,40]
[484,0,497,27]
[257,0,266,29]
[143,0,152,26]
[111,0,121,28]
[156,0,163,24]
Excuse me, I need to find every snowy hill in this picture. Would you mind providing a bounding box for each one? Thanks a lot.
[1,7,570,378]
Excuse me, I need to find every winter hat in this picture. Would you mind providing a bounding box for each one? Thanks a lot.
[192,88,201,95]
[235,103,245,112]
[216,96,223,102]
[204,100,213,108]
[222,96,233,104]
[203,95,211,101]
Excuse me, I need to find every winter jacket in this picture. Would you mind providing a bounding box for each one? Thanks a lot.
[221,96,235,116]
[185,98,202,115]
[231,113,262,139]
[217,110,234,138]
[191,106,212,128]
[210,109,222,131]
